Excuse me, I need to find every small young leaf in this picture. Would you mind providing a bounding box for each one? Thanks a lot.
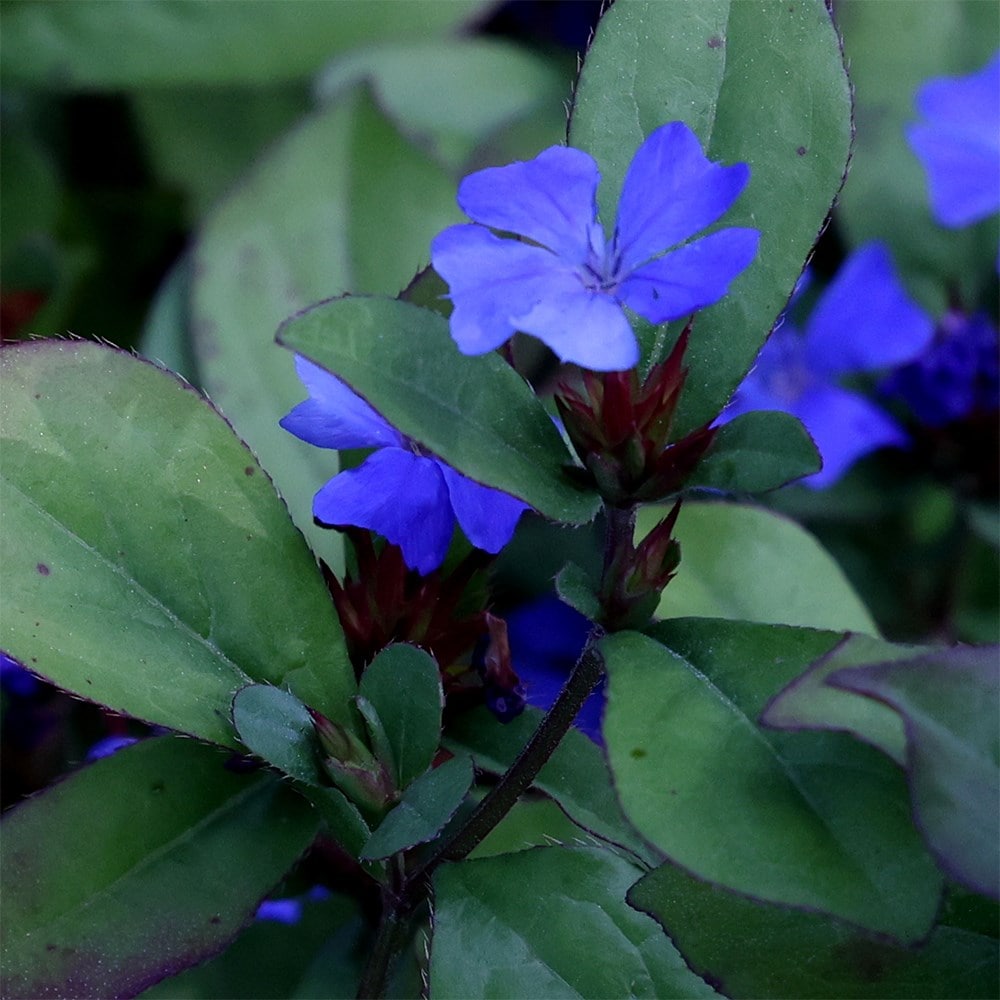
[555,562,602,622]
[690,411,821,494]
[357,643,443,790]
[232,684,326,785]
[360,755,475,861]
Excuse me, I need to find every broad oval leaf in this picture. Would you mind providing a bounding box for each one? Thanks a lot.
[429,845,720,999]
[0,340,354,747]
[0,736,319,1000]
[569,0,852,432]
[830,646,1000,900]
[277,295,601,525]
[642,500,879,634]
[630,860,1000,1000]
[601,623,944,941]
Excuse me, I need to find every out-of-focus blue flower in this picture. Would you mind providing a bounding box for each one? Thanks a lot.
[504,596,601,743]
[882,311,1000,426]
[431,121,760,372]
[255,898,303,925]
[86,735,139,762]
[1,652,39,698]
[721,242,935,488]
[908,52,1000,228]
[281,357,528,574]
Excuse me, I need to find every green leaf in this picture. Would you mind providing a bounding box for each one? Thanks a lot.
[316,39,568,171]
[357,644,443,789]
[0,736,319,1000]
[1,0,488,88]
[836,1,1000,310]
[690,411,821,494]
[360,755,474,861]
[761,633,915,765]
[555,562,603,621]
[430,846,719,999]
[277,295,600,525]
[140,893,361,1000]
[641,500,879,634]
[471,795,594,859]
[1,341,355,747]
[630,860,1000,1000]
[232,684,326,786]
[139,253,199,385]
[445,706,653,864]
[829,646,1000,899]
[569,0,852,431]
[302,786,372,863]
[190,86,465,573]
[601,623,943,940]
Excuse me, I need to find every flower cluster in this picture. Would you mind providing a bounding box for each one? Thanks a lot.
[721,243,934,488]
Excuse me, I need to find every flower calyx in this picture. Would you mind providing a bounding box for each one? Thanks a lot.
[554,324,717,504]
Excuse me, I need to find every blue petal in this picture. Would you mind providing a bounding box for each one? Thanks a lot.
[454,145,603,265]
[908,53,1000,226]
[614,122,752,273]
[795,384,908,489]
[805,243,934,377]
[280,356,403,450]
[313,449,455,574]
[431,224,569,355]
[438,463,529,554]
[617,227,760,325]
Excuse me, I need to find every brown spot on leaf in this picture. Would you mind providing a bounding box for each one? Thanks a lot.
[796,145,807,156]
[630,747,648,759]
[707,35,723,48]
[36,563,50,576]
[244,466,255,477]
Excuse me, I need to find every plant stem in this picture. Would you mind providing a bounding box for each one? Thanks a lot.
[356,861,408,999]
[424,640,605,870]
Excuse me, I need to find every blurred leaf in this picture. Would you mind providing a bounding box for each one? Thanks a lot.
[1,1,489,89]
[642,500,880,633]
[430,846,719,999]
[317,39,568,171]
[360,755,474,861]
[277,295,601,525]
[569,0,852,432]
[191,86,462,573]
[691,411,821,494]
[761,633,916,765]
[1,341,354,747]
[132,87,309,222]
[139,253,199,384]
[232,684,326,786]
[601,624,943,941]
[0,118,60,259]
[445,706,653,864]
[830,645,1000,899]
[140,893,360,1000]
[836,0,1000,310]
[1,736,319,1000]
[357,644,443,790]
[630,860,999,1000]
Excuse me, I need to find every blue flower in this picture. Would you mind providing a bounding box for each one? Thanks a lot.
[281,357,528,574]
[908,52,1000,228]
[882,311,999,427]
[431,122,760,372]
[504,597,602,744]
[721,243,934,488]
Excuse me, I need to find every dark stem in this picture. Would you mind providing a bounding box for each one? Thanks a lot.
[420,640,606,871]
[356,861,408,999]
